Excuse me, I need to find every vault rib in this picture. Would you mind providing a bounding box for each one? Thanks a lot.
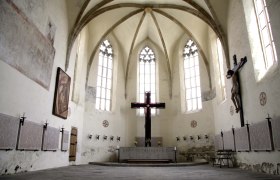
[66,0,114,70]
[204,0,230,69]
[66,3,222,71]
[124,11,147,98]
[150,11,172,98]
[182,0,213,20]
[153,9,212,89]
[85,9,143,86]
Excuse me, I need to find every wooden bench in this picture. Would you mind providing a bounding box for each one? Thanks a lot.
[212,149,234,168]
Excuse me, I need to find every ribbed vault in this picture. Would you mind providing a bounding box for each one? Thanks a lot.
[65,0,230,98]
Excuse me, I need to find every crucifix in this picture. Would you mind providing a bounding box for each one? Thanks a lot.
[131,91,165,147]
[226,54,247,127]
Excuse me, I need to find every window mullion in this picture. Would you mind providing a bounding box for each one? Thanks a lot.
[139,47,156,115]
[184,40,202,112]
[255,0,277,69]
[96,40,113,111]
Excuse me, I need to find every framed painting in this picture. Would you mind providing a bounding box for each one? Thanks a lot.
[53,67,71,119]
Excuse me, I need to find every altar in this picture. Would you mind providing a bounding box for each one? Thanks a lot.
[118,147,176,163]
[121,92,175,163]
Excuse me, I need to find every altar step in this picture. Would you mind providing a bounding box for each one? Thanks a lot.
[89,161,208,167]
[126,159,171,164]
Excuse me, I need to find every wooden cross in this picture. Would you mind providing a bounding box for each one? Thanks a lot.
[226,55,247,127]
[131,91,165,147]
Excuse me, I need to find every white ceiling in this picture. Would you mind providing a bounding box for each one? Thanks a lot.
[79,1,216,54]
[66,0,230,90]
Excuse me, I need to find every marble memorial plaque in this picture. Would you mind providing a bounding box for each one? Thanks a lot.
[214,134,223,150]
[223,130,235,151]
[42,126,59,151]
[235,126,250,151]
[61,130,69,151]
[271,118,280,150]
[250,121,272,151]
[18,120,43,150]
[0,113,19,150]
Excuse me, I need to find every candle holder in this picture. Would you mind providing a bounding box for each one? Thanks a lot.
[117,136,121,141]
[20,113,26,126]
[96,135,100,140]
[43,120,48,129]
[174,146,177,163]
[266,114,271,121]
[116,145,120,162]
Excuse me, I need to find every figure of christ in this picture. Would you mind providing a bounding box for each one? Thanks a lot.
[228,70,241,113]
[226,55,247,113]
[131,92,165,147]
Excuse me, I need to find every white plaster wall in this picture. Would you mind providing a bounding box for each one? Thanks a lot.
[66,26,89,166]
[125,36,215,162]
[81,33,130,163]
[0,0,85,175]
[66,0,86,31]
[208,28,238,133]
[81,29,216,164]
[2,0,279,175]
[210,0,280,174]
[171,35,215,161]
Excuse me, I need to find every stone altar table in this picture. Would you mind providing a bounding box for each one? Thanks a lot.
[119,147,176,163]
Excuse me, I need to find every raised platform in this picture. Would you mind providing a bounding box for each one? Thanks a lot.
[89,161,208,167]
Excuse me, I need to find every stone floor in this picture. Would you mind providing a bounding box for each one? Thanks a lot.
[0,164,279,180]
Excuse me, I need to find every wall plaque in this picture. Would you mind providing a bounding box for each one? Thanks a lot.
[259,92,267,106]
[53,67,71,119]
[191,120,197,128]
[0,0,55,90]
[103,120,109,127]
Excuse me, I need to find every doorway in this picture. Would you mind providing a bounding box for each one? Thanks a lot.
[69,127,77,161]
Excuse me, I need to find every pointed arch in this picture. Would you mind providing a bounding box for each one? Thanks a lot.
[95,40,114,111]
[183,39,202,112]
[138,46,157,115]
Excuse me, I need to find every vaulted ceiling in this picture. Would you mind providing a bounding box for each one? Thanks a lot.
[65,0,230,94]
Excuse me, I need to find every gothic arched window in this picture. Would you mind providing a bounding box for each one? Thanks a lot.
[217,38,226,101]
[254,0,277,69]
[95,40,113,111]
[139,46,156,115]
[183,40,202,112]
